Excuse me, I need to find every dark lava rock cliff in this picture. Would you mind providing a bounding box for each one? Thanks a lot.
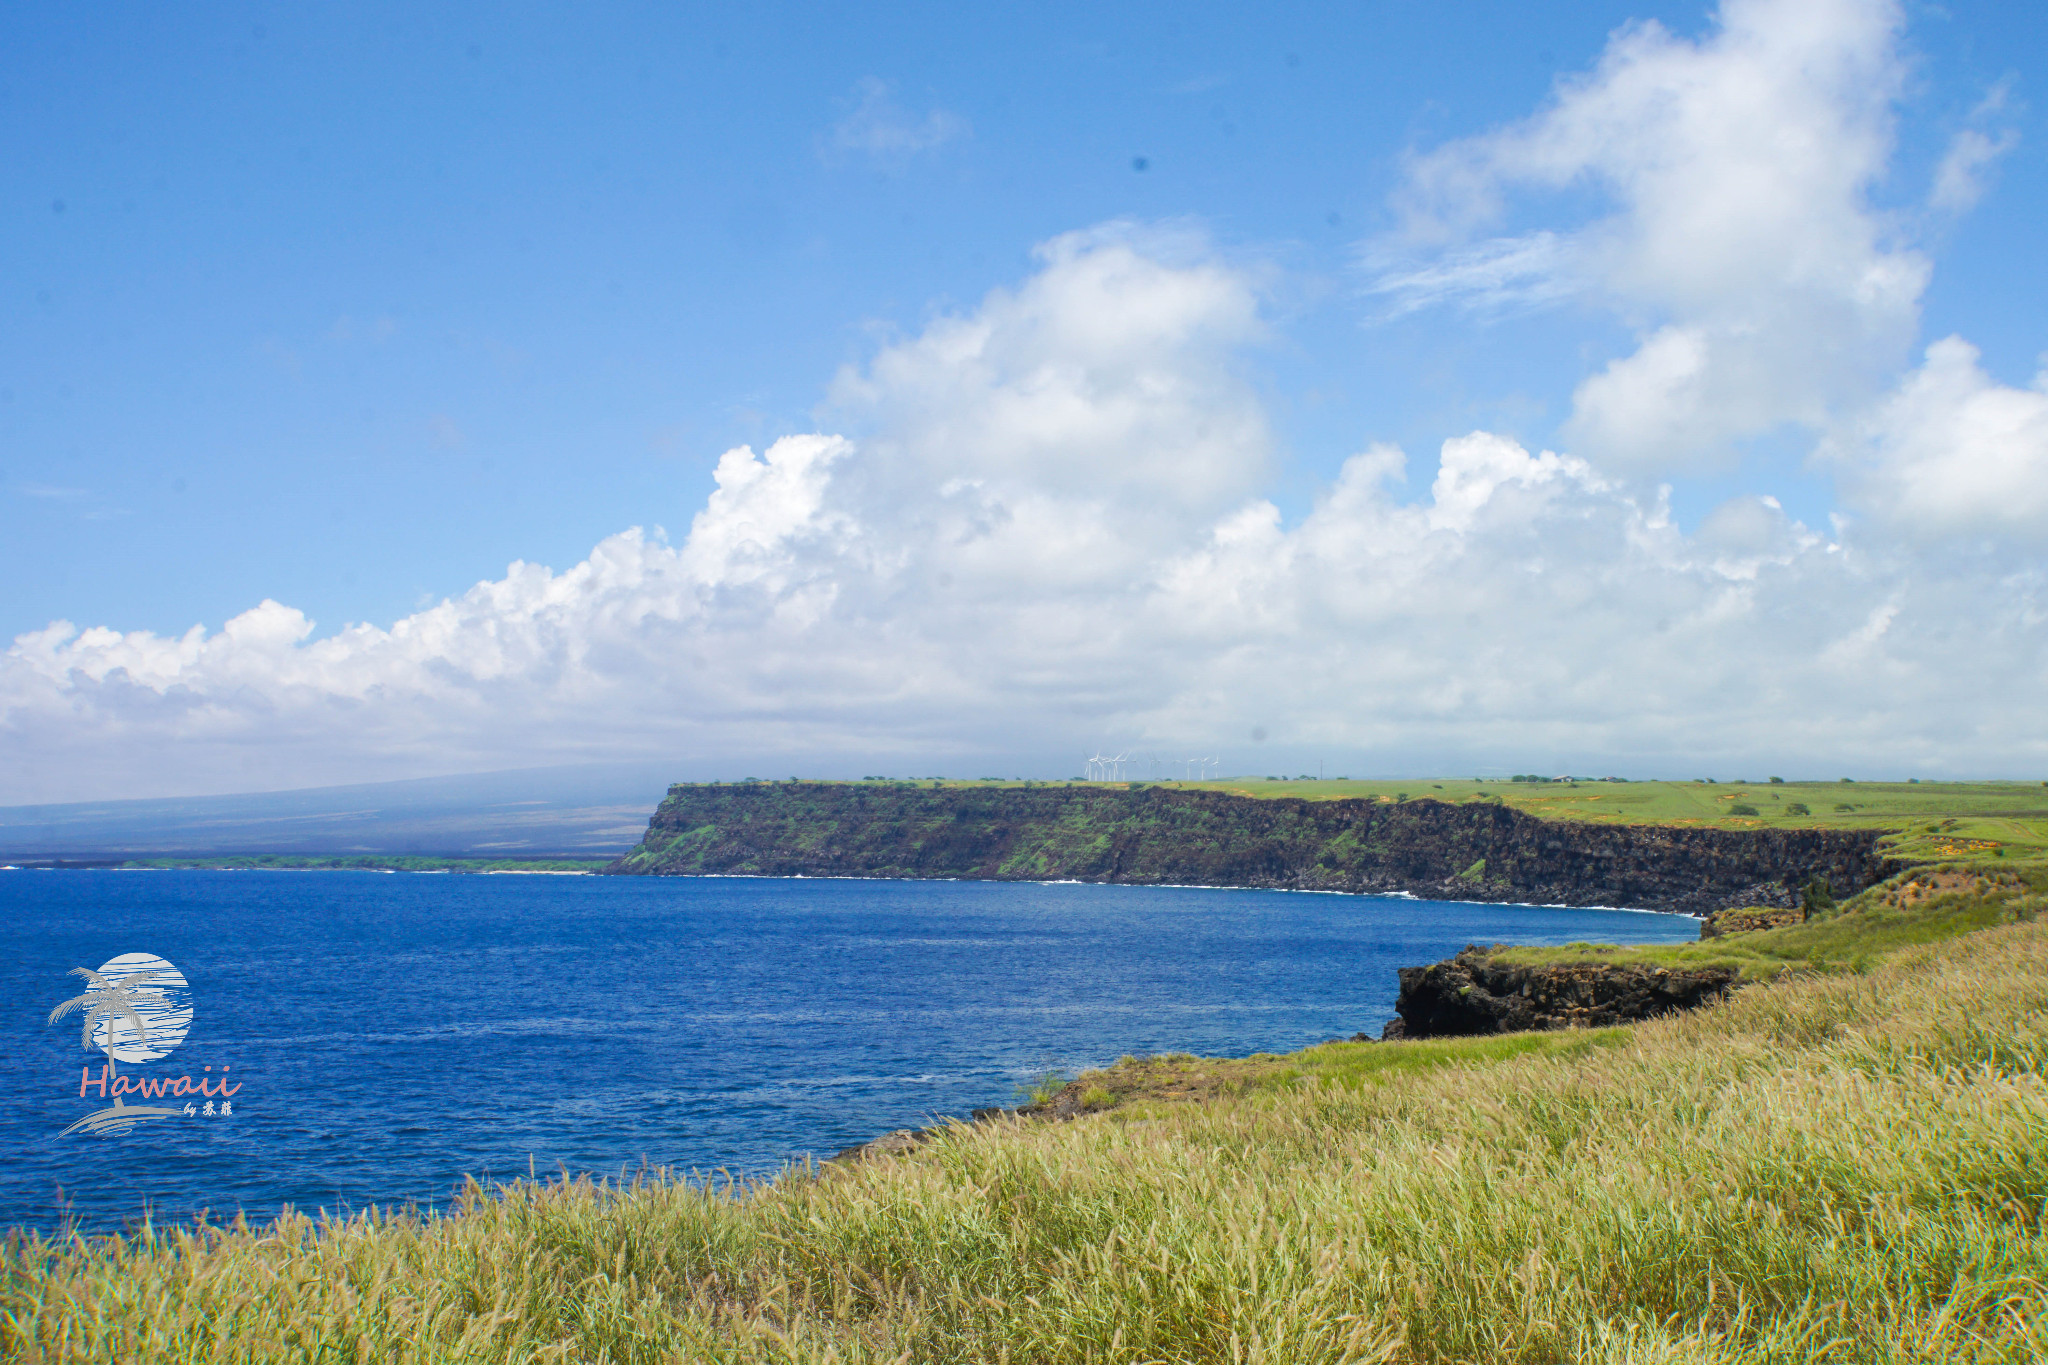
[1386,946,1740,1038]
[606,782,1898,915]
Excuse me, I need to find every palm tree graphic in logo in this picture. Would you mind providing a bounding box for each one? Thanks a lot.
[48,953,194,1136]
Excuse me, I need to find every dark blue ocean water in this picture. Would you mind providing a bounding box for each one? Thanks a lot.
[1,871,1700,1235]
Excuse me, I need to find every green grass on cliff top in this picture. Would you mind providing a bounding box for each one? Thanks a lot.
[833,774,2048,862]
[1489,860,2048,979]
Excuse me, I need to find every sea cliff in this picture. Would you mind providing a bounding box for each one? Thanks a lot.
[605,782,1899,915]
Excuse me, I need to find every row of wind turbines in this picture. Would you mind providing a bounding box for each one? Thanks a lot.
[1084,752,1219,782]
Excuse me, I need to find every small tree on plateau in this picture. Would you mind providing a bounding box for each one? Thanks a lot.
[1800,878,1836,922]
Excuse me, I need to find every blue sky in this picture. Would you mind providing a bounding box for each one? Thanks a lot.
[5,0,2046,800]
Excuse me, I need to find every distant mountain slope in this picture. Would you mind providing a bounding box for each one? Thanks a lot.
[0,764,676,860]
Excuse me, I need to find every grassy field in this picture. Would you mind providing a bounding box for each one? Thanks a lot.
[1482,863,2048,979]
[7,869,2045,1362]
[896,775,2048,862]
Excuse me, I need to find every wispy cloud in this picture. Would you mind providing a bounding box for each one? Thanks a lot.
[1930,78,2020,214]
[18,483,89,500]
[328,315,400,345]
[826,78,969,161]
[1358,231,1579,320]
[1931,127,2017,213]
[428,413,468,451]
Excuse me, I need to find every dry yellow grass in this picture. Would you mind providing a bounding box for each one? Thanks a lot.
[6,919,2046,1362]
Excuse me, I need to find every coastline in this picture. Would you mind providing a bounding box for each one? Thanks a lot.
[608,783,1901,915]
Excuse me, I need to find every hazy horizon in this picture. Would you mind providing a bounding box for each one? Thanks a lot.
[3,764,2028,862]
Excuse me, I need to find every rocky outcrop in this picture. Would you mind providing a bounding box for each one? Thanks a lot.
[1386,946,1740,1038]
[830,1128,931,1163]
[1700,907,1805,938]
[605,782,1901,915]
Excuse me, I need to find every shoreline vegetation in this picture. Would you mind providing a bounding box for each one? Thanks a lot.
[6,862,2045,1361]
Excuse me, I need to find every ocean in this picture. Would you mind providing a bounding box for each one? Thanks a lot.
[1,870,1701,1235]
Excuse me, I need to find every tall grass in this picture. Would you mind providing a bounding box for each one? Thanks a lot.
[1490,861,2047,979]
[7,920,2047,1363]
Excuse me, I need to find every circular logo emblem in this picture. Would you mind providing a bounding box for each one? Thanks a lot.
[84,952,193,1062]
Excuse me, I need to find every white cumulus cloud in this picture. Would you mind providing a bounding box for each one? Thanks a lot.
[1375,0,1928,476]
[1827,337,2048,533]
[5,227,2045,803]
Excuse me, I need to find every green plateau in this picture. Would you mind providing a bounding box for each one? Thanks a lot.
[836,773,2048,860]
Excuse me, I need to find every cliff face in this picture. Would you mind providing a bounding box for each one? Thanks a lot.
[605,783,1899,915]
[1386,947,1739,1038]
